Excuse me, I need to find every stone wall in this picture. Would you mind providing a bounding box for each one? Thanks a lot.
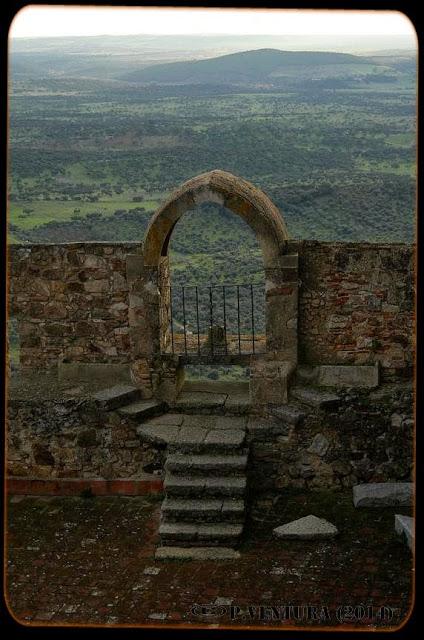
[9,243,136,368]
[248,383,413,492]
[7,393,164,481]
[8,241,415,379]
[296,241,415,381]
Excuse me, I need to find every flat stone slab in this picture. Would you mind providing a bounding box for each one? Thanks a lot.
[182,415,247,431]
[353,483,413,507]
[273,515,338,540]
[164,474,246,496]
[174,392,227,410]
[139,413,184,426]
[93,384,140,410]
[290,387,340,409]
[162,497,245,523]
[118,400,165,420]
[155,546,240,560]
[160,522,243,541]
[395,514,414,551]
[165,453,247,475]
[317,364,379,389]
[269,404,306,426]
[136,424,181,446]
[204,429,245,448]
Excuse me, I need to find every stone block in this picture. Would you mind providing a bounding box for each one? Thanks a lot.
[273,515,338,539]
[250,360,295,405]
[353,482,413,507]
[317,364,379,388]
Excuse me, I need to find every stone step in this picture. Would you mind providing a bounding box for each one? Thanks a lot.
[93,384,141,411]
[290,386,341,410]
[165,453,248,476]
[155,546,240,560]
[118,399,167,422]
[395,514,414,551]
[161,497,245,522]
[164,474,246,497]
[169,429,246,454]
[159,522,243,545]
[136,423,246,452]
[269,404,306,426]
[172,391,228,414]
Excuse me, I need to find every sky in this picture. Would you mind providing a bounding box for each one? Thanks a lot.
[10,6,416,40]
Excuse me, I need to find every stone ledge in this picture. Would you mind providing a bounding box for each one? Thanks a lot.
[6,476,163,496]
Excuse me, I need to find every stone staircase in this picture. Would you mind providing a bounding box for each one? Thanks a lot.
[137,414,248,560]
[92,381,343,560]
[93,384,166,420]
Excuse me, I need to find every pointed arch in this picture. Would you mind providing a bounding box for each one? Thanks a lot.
[142,170,289,269]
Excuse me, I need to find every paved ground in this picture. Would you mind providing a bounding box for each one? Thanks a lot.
[6,490,413,629]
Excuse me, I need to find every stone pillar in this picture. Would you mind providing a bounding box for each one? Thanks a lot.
[127,254,160,398]
[250,253,298,407]
[265,253,298,363]
[158,256,171,354]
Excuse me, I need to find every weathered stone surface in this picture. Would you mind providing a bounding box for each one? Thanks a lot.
[118,399,166,421]
[164,475,246,497]
[317,365,379,388]
[273,515,338,539]
[250,360,295,405]
[247,418,291,441]
[93,384,141,410]
[173,392,227,411]
[165,453,247,475]
[307,433,330,457]
[162,497,244,522]
[395,514,414,551]
[353,483,413,507]
[155,546,240,560]
[290,387,340,409]
[269,404,305,426]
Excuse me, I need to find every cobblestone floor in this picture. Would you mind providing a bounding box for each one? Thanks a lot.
[6,490,413,629]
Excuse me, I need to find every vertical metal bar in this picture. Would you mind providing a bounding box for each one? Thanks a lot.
[169,285,175,354]
[250,283,255,354]
[209,286,214,355]
[237,285,241,354]
[182,286,187,355]
[196,286,200,355]
[222,285,227,355]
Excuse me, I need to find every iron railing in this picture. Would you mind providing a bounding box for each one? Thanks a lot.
[163,283,265,357]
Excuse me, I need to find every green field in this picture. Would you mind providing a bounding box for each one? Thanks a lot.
[8,40,417,269]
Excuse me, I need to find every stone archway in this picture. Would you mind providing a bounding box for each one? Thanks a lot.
[127,170,299,406]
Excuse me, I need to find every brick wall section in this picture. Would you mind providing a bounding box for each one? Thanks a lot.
[296,241,415,381]
[9,243,138,368]
[8,241,415,377]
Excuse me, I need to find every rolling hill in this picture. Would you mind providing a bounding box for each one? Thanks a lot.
[122,48,390,86]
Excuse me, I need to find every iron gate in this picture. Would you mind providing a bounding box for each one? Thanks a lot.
[163,283,265,360]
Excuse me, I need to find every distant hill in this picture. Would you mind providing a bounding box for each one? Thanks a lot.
[122,48,382,86]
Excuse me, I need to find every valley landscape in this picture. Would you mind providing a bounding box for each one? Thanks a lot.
[8,34,417,374]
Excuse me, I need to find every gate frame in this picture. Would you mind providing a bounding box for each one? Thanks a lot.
[126,170,299,405]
